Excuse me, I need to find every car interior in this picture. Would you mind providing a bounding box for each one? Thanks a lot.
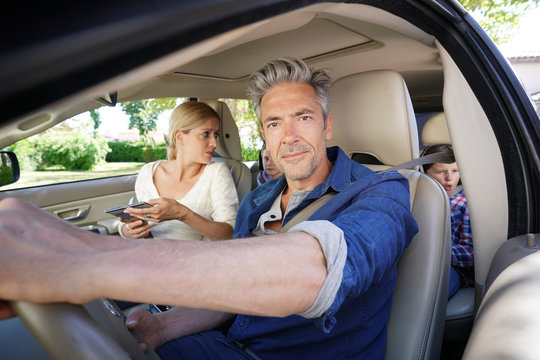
[0,1,539,359]
[329,69,451,359]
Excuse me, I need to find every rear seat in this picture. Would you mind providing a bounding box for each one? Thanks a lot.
[421,112,475,342]
[204,100,252,202]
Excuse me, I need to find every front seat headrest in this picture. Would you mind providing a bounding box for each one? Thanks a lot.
[204,100,243,161]
[329,70,419,167]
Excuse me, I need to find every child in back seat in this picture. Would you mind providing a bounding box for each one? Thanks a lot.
[422,144,474,298]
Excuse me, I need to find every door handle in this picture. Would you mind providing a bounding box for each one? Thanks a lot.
[54,206,89,222]
[61,209,88,221]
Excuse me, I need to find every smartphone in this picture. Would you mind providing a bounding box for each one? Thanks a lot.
[105,201,152,221]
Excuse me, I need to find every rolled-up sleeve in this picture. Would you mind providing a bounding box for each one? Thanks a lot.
[295,174,417,333]
[290,220,347,319]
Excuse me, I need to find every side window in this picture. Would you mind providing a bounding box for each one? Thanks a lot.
[219,98,262,162]
[1,98,180,191]
[1,98,264,191]
[532,92,540,117]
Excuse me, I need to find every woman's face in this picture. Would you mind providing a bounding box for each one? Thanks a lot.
[261,148,283,179]
[176,116,220,164]
[426,162,460,195]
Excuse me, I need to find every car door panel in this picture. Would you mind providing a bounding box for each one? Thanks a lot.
[463,233,540,359]
[0,175,137,232]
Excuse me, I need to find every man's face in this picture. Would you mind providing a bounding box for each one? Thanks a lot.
[260,82,332,182]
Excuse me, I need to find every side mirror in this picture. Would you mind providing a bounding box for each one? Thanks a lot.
[0,151,20,187]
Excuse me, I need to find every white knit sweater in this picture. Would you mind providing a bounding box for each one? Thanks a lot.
[127,160,238,241]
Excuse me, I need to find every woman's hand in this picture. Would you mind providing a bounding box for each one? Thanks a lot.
[124,198,190,223]
[123,198,232,241]
[119,218,151,239]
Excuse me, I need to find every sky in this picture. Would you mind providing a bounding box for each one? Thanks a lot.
[498,6,540,55]
[96,106,171,138]
[75,6,540,138]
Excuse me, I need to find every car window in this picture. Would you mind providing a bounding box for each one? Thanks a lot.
[1,98,262,191]
[219,98,262,162]
[1,109,147,191]
[532,92,540,117]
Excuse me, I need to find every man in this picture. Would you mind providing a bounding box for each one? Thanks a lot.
[0,58,417,359]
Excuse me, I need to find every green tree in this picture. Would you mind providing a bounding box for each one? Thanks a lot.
[121,98,179,145]
[89,109,101,137]
[459,0,540,44]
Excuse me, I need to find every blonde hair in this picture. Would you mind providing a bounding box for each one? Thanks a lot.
[167,101,220,160]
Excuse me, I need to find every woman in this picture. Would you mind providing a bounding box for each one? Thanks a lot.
[119,101,239,241]
[423,144,473,298]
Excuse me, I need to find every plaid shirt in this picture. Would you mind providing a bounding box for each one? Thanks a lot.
[449,187,474,268]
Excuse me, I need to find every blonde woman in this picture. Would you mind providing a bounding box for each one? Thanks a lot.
[119,101,238,241]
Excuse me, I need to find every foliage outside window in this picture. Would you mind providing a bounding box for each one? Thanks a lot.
[459,0,540,44]
[120,98,179,146]
[220,99,263,161]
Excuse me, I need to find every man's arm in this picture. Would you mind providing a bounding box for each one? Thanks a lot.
[0,198,327,318]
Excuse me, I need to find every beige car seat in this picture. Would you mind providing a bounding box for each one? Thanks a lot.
[329,70,451,360]
[421,112,475,342]
[203,100,252,202]
[421,112,451,146]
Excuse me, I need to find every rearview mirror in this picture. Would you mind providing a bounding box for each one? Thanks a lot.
[0,151,20,187]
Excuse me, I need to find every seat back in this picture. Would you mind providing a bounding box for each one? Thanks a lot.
[330,70,451,360]
[328,70,419,171]
[203,100,252,202]
[421,112,475,342]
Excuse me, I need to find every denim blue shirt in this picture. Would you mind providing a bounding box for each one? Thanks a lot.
[227,146,418,359]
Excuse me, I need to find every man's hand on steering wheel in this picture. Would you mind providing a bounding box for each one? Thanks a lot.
[126,307,166,351]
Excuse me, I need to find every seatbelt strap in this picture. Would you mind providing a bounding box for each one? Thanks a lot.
[228,338,265,360]
[277,151,449,232]
[279,191,338,233]
[382,151,454,172]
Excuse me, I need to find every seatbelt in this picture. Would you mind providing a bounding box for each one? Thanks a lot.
[382,151,454,172]
[279,191,338,233]
[277,149,451,232]
[228,338,265,360]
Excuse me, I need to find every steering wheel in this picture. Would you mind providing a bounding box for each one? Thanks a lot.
[12,299,161,359]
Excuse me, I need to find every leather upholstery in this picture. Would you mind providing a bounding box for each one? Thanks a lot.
[420,111,475,342]
[203,100,252,202]
[330,70,451,360]
[421,112,451,146]
[328,70,419,167]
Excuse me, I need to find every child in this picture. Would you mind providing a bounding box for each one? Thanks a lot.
[423,144,473,298]
[256,142,283,186]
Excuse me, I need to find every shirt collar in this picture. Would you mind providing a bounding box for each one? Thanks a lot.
[449,185,464,199]
[253,146,352,206]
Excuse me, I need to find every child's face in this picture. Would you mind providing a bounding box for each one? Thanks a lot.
[426,162,460,195]
[261,149,283,179]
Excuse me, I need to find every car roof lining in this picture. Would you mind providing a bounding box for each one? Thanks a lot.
[0,3,442,148]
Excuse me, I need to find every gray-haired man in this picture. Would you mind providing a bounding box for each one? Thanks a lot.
[0,58,417,359]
